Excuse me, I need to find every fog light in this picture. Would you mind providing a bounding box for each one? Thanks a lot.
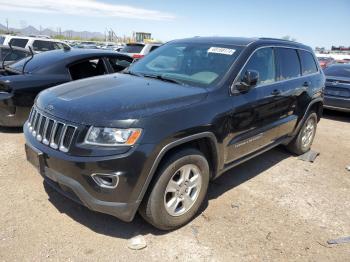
[91,173,120,189]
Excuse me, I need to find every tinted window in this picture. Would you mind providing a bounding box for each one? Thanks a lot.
[1,49,28,62]
[107,56,133,72]
[240,47,276,85]
[33,40,56,52]
[121,44,144,53]
[299,50,318,75]
[9,51,64,73]
[9,38,28,48]
[324,65,350,78]
[150,46,159,52]
[129,43,243,87]
[69,58,108,80]
[276,48,301,80]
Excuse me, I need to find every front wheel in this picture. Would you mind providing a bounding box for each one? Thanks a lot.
[287,112,318,155]
[139,148,209,230]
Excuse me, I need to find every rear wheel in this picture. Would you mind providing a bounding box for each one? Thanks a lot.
[287,112,318,155]
[139,148,209,230]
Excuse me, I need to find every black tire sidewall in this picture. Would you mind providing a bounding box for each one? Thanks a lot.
[146,149,209,230]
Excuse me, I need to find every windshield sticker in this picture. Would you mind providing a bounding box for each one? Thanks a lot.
[208,47,236,55]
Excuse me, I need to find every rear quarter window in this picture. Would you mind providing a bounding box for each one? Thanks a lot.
[299,50,318,75]
[121,44,144,53]
[33,40,56,52]
[276,48,301,80]
[9,38,29,48]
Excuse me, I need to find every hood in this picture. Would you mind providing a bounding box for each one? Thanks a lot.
[36,73,208,126]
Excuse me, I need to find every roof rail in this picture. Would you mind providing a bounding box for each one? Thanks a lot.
[259,37,299,43]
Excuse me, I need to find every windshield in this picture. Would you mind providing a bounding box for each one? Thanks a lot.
[128,42,243,87]
[8,50,62,73]
[324,65,350,78]
[121,44,144,53]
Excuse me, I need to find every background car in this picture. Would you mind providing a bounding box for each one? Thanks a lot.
[119,42,161,59]
[323,64,350,112]
[0,48,133,126]
[0,45,30,68]
[317,56,335,69]
[0,35,70,52]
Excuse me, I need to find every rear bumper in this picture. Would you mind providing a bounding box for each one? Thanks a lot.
[324,95,350,112]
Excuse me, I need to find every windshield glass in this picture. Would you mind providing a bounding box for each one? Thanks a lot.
[128,42,243,87]
[324,65,350,78]
[8,51,61,73]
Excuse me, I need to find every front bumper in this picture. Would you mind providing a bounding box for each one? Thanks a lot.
[24,125,157,222]
[324,95,350,112]
[0,93,31,126]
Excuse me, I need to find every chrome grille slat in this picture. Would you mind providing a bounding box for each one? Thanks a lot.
[28,106,77,152]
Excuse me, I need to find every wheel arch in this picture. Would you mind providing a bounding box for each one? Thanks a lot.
[136,132,219,204]
[292,98,323,136]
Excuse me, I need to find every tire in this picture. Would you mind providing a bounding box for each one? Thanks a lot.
[139,148,210,230]
[287,112,318,155]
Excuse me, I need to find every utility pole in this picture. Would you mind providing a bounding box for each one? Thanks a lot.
[6,18,9,33]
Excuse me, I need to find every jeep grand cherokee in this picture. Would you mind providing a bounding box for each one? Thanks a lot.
[24,37,324,230]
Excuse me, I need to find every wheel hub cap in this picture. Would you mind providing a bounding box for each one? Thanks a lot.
[301,118,315,148]
[164,164,202,217]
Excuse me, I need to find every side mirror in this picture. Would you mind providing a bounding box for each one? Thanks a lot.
[232,70,259,94]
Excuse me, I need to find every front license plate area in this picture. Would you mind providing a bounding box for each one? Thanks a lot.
[25,144,45,175]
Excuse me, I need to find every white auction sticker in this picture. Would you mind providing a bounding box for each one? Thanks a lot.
[208,47,236,55]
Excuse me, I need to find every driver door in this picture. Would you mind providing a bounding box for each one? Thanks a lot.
[224,47,289,163]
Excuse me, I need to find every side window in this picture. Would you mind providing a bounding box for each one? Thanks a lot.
[53,42,67,50]
[9,38,28,48]
[0,48,9,58]
[240,47,276,85]
[276,48,301,80]
[150,46,159,52]
[107,56,133,72]
[5,50,28,61]
[69,58,108,80]
[299,50,318,75]
[33,40,56,52]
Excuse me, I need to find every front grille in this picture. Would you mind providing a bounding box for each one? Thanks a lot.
[27,107,77,152]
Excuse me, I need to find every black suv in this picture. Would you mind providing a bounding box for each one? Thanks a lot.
[24,37,324,230]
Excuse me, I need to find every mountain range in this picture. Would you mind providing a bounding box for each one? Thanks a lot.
[0,23,105,40]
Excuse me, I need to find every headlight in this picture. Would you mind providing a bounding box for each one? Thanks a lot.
[85,127,142,146]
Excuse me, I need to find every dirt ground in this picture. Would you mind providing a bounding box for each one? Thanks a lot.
[0,110,349,262]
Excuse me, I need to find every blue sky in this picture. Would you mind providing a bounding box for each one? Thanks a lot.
[1,0,349,48]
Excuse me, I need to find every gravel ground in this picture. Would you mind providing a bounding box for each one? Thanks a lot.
[0,110,349,262]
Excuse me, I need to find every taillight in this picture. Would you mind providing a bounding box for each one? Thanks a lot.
[133,54,144,59]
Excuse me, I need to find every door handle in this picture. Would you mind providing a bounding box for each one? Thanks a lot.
[271,89,281,96]
[303,81,311,87]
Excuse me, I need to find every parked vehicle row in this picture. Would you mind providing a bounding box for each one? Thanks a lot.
[20,37,325,230]
[0,35,70,52]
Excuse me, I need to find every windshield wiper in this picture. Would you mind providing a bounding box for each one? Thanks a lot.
[142,74,186,86]
[122,70,143,77]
